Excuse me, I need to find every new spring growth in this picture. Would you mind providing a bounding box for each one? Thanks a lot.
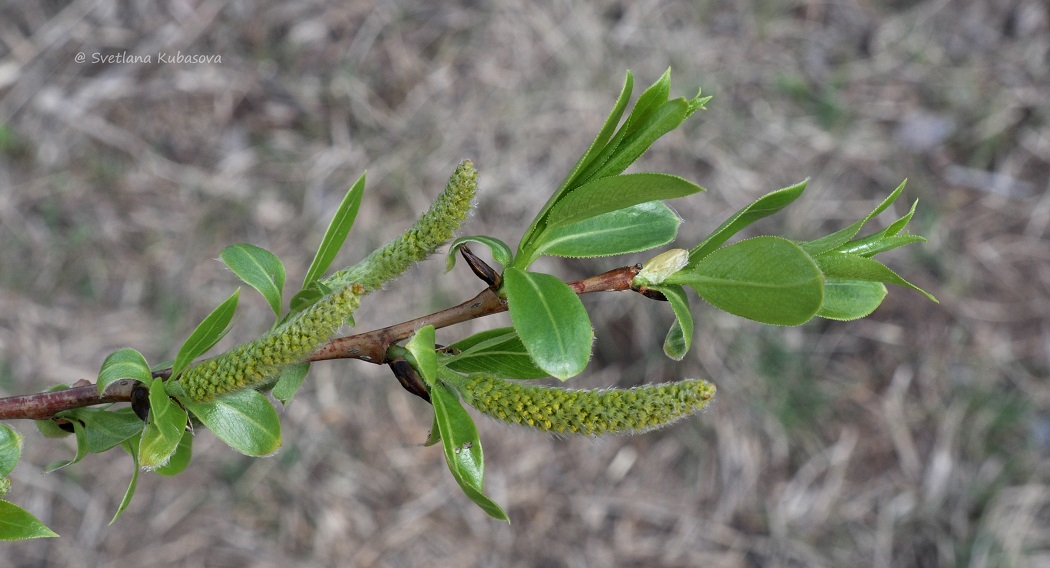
[450,373,716,436]
[634,248,689,287]
[180,284,364,401]
[325,160,478,293]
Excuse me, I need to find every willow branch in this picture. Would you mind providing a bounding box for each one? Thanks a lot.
[0,264,643,420]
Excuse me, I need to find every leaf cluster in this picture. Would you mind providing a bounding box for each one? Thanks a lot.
[0,69,936,533]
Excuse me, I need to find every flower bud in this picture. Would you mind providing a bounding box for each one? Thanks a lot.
[634,248,689,287]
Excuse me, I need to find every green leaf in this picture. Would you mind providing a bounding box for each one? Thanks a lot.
[272,362,310,405]
[582,98,691,182]
[688,180,809,265]
[800,180,907,256]
[302,173,366,287]
[220,243,286,318]
[63,407,143,454]
[0,425,23,477]
[669,236,824,326]
[650,284,693,360]
[543,173,702,231]
[815,252,937,302]
[617,67,672,140]
[181,389,282,457]
[34,419,70,439]
[0,501,59,540]
[110,437,141,525]
[532,201,681,259]
[424,413,441,447]
[503,268,592,380]
[443,328,548,379]
[97,348,154,395]
[818,280,888,321]
[44,417,89,472]
[287,281,333,317]
[138,380,187,470]
[171,288,240,378]
[155,431,192,476]
[446,236,514,272]
[405,325,439,386]
[840,232,926,258]
[432,370,509,522]
[519,71,635,249]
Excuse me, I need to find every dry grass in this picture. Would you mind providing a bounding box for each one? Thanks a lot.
[1,1,1048,566]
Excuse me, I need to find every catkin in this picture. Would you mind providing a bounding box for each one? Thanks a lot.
[456,374,715,436]
[180,284,364,401]
[325,160,478,293]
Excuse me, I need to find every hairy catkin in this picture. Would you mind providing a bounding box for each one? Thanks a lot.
[325,160,478,293]
[456,374,716,436]
[180,284,364,402]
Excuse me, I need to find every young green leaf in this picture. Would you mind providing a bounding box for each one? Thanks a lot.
[503,268,593,380]
[404,328,509,520]
[687,180,809,266]
[531,201,681,259]
[542,173,702,231]
[519,71,635,249]
[97,348,154,395]
[446,235,514,273]
[668,236,824,326]
[138,380,187,470]
[171,288,240,378]
[271,362,310,405]
[0,425,23,477]
[581,98,691,182]
[286,280,333,318]
[815,252,936,302]
[616,67,672,141]
[34,418,70,439]
[62,407,144,454]
[817,280,888,321]
[801,181,908,256]
[181,388,282,457]
[302,172,366,287]
[155,431,192,476]
[44,416,89,472]
[110,437,141,525]
[0,501,59,540]
[432,369,509,522]
[405,324,439,386]
[220,243,286,318]
[442,328,548,380]
[648,284,693,360]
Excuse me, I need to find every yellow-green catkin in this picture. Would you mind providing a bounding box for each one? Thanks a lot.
[324,160,478,293]
[457,374,716,436]
[180,284,364,402]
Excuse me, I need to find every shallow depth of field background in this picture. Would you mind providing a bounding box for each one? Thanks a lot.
[1,2,1047,567]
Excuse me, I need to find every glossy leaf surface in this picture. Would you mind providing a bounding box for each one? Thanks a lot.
[171,289,240,378]
[533,201,680,259]
[181,389,281,457]
[221,243,286,318]
[670,236,824,326]
[504,268,592,380]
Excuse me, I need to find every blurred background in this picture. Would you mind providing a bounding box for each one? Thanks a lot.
[0,1,1047,566]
